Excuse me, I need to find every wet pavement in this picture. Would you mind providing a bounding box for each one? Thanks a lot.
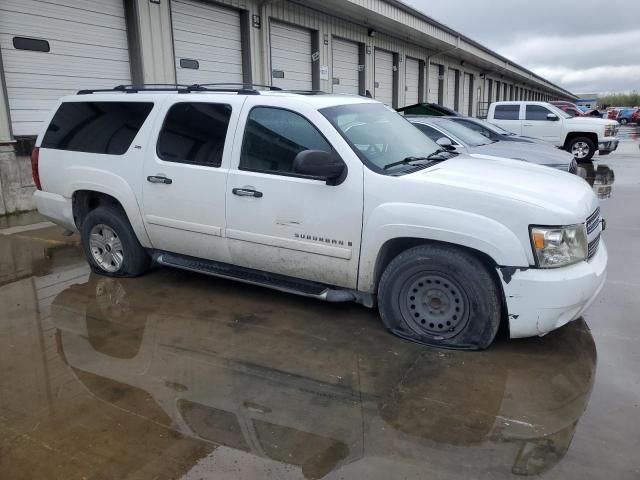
[1,127,639,479]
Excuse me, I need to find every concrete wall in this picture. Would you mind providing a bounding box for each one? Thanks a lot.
[0,147,36,215]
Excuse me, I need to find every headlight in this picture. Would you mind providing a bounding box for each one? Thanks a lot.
[530,225,588,268]
[604,125,616,137]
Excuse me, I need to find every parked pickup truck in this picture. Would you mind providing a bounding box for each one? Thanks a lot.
[32,85,607,350]
[487,101,619,162]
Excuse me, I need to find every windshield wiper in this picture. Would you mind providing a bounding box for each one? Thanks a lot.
[383,149,456,170]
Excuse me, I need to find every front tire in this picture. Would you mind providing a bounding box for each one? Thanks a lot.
[378,244,502,350]
[567,136,596,162]
[81,206,151,277]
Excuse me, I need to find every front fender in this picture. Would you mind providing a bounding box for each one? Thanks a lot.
[358,203,529,292]
[66,167,151,248]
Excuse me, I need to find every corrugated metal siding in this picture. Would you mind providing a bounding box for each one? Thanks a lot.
[171,0,243,84]
[374,49,393,105]
[0,0,131,136]
[427,62,440,103]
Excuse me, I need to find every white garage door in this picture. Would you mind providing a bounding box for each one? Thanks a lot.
[172,0,243,85]
[427,63,440,103]
[446,68,457,110]
[332,38,359,95]
[0,0,131,136]
[404,57,420,106]
[374,49,394,106]
[462,73,472,116]
[270,22,312,90]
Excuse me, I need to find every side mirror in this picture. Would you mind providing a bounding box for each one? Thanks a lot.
[436,137,456,151]
[547,113,559,121]
[293,150,346,185]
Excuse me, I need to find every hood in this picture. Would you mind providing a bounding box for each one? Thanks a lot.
[410,154,597,222]
[469,142,574,167]
[568,116,617,127]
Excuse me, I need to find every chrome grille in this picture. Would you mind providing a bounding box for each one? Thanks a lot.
[588,233,601,260]
[586,207,601,235]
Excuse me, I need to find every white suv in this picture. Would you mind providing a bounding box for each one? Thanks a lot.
[487,101,619,162]
[32,85,607,350]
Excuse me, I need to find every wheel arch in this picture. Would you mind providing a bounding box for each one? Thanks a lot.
[564,132,598,149]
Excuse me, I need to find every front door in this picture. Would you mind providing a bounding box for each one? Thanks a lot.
[142,97,246,262]
[225,99,364,289]
[521,104,562,143]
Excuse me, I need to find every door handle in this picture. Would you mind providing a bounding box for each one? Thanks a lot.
[147,175,172,185]
[232,187,263,198]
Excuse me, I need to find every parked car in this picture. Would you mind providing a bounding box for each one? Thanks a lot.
[550,101,585,117]
[396,102,460,116]
[617,108,638,125]
[632,109,640,124]
[441,116,545,144]
[407,116,577,173]
[607,108,620,120]
[487,101,619,162]
[32,85,607,350]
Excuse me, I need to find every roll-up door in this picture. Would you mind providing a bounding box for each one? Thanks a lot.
[172,0,243,85]
[428,63,440,103]
[270,22,313,90]
[332,38,359,95]
[446,68,457,109]
[0,0,132,136]
[404,57,420,106]
[462,73,472,117]
[374,49,394,106]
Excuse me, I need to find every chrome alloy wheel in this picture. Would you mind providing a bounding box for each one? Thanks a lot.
[571,141,591,160]
[399,272,470,339]
[89,224,124,273]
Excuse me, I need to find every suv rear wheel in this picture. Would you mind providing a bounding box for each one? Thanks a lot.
[567,136,596,162]
[81,206,151,277]
[378,244,502,350]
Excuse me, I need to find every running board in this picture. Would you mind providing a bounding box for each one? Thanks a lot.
[155,252,357,303]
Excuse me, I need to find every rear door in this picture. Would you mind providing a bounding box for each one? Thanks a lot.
[491,104,523,135]
[225,97,364,288]
[142,96,246,262]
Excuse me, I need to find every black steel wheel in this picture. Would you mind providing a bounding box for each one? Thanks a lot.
[378,244,502,350]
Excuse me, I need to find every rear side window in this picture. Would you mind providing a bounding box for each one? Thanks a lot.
[240,107,332,175]
[494,105,520,120]
[157,103,232,167]
[41,102,153,155]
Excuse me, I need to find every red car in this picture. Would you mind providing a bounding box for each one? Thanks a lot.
[608,108,620,120]
[550,101,585,117]
[632,109,640,124]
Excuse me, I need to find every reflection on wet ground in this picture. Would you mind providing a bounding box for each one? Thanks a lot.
[1,138,639,479]
[0,227,598,480]
[577,163,615,199]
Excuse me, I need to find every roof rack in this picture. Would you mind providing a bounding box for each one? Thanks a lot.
[77,83,282,95]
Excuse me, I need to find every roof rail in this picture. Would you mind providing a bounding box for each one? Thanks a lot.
[77,83,282,95]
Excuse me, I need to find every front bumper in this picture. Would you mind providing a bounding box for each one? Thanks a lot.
[499,240,608,338]
[598,138,619,154]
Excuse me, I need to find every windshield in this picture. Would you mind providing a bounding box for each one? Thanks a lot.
[320,103,442,172]
[431,119,494,147]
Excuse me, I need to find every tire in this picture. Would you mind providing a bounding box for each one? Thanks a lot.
[566,136,595,163]
[619,118,628,125]
[378,244,502,350]
[80,205,151,277]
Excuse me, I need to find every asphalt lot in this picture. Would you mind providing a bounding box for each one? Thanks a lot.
[0,127,638,480]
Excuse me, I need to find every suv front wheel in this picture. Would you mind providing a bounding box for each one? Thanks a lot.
[378,244,502,350]
[81,206,151,277]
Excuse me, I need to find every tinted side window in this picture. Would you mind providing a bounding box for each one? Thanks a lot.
[494,105,520,120]
[414,123,450,142]
[157,103,231,167]
[240,107,331,174]
[526,105,553,121]
[457,120,485,134]
[42,102,153,155]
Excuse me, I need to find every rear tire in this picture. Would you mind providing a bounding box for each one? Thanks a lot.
[377,244,502,350]
[566,136,595,163]
[81,206,150,277]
